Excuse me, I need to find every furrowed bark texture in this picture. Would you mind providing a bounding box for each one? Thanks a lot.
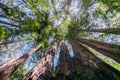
[77,38,120,63]
[55,42,74,80]
[0,44,41,80]
[23,43,57,80]
[70,39,120,80]
[57,42,72,75]
[0,40,17,45]
[83,28,120,34]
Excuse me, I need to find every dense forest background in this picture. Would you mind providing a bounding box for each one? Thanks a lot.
[0,0,120,80]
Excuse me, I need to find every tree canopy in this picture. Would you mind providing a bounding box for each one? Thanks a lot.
[0,0,120,80]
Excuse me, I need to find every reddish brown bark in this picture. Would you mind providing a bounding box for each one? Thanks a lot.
[70,39,120,80]
[56,42,73,76]
[82,28,120,34]
[22,43,57,80]
[0,40,17,45]
[76,38,120,63]
[0,44,41,80]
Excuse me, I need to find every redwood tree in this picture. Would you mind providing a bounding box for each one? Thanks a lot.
[0,44,41,80]
[23,43,57,80]
[56,42,74,80]
[0,0,120,80]
[0,40,17,45]
[82,28,120,34]
[76,38,120,63]
[70,38,120,80]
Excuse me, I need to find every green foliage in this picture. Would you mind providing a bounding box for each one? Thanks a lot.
[20,18,41,33]
[36,25,52,48]
[94,0,120,18]
[0,26,9,40]
[19,10,50,33]
[98,0,120,8]
[93,3,107,17]
[66,14,89,38]
[26,0,51,12]
[66,26,77,38]
[7,66,28,80]
[0,0,52,43]
[0,4,26,20]
[1,0,120,79]
[105,28,120,34]
[82,0,94,10]
[55,19,70,40]
[72,14,89,29]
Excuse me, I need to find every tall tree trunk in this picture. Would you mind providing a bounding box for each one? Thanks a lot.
[0,14,23,23]
[23,43,57,80]
[0,2,11,10]
[0,44,41,80]
[56,42,74,80]
[83,28,120,34]
[0,2,22,24]
[0,40,17,45]
[76,38,120,63]
[70,39,120,80]
[0,20,19,27]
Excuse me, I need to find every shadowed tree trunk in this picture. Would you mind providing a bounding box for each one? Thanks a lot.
[70,39,120,80]
[23,43,57,80]
[0,20,19,27]
[0,14,21,23]
[56,42,74,80]
[0,2,12,11]
[0,2,22,26]
[70,39,101,80]
[0,14,9,19]
[0,44,41,80]
[76,38,120,63]
[83,28,120,34]
[0,40,17,45]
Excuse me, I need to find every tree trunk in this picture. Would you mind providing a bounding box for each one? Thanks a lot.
[55,42,79,80]
[57,42,72,77]
[0,2,22,24]
[0,2,11,10]
[22,43,57,80]
[76,38,120,63]
[0,20,19,27]
[70,39,120,80]
[0,14,22,23]
[0,40,17,45]
[0,44,41,80]
[83,28,120,34]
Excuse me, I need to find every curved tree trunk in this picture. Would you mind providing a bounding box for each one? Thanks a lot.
[83,28,120,34]
[23,43,57,80]
[0,40,17,45]
[76,38,120,63]
[0,44,41,80]
[70,39,120,80]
